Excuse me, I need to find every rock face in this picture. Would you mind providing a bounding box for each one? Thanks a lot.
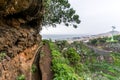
[0,44,41,80]
[0,0,43,57]
[0,0,42,56]
[0,0,43,79]
[0,25,41,57]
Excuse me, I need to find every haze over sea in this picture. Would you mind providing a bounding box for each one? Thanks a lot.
[42,34,86,40]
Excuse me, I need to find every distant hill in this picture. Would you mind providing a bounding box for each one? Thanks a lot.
[92,31,120,38]
[101,30,120,36]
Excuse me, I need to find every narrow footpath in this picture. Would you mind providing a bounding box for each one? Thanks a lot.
[39,44,53,80]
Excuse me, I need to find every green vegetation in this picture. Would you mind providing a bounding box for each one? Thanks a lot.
[88,35,120,52]
[55,40,69,51]
[88,37,107,45]
[0,52,6,61]
[45,39,120,80]
[113,35,120,42]
[88,35,120,46]
[17,74,25,80]
[63,48,80,65]
[49,42,82,80]
[106,39,118,43]
[31,64,37,73]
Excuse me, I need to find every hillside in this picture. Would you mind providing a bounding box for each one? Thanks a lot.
[44,40,120,80]
[95,31,120,37]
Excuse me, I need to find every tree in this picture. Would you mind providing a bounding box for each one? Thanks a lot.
[43,0,81,28]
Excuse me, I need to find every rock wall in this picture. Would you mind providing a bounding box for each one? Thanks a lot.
[0,0,43,79]
[0,0,43,57]
[0,44,41,80]
[0,24,41,57]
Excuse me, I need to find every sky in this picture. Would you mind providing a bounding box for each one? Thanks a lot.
[41,0,120,35]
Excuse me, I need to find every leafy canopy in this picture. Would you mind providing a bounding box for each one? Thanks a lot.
[43,0,81,28]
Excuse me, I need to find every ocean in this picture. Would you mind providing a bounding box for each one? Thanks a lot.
[41,34,86,40]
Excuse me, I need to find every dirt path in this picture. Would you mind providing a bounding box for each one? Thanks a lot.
[39,44,53,80]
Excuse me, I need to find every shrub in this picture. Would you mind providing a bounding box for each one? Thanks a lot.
[49,42,81,80]
[63,48,80,65]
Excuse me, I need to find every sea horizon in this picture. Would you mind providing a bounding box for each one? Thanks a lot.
[41,34,88,40]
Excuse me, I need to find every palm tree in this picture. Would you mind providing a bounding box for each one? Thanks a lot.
[111,26,116,41]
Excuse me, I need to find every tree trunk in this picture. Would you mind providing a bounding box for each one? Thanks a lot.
[0,0,43,79]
